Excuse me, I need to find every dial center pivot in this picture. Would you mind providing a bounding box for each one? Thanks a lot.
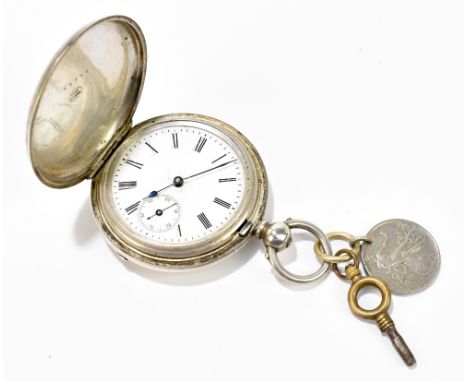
[173,176,184,187]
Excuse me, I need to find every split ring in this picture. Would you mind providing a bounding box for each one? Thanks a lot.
[314,231,361,264]
[332,248,360,280]
[264,219,331,283]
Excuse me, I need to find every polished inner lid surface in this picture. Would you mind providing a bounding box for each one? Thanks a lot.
[28,15,147,188]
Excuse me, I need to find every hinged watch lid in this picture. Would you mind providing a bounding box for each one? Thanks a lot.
[28,15,147,188]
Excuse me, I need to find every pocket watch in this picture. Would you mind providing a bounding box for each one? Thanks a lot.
[28,15,440,366]
[28,15,268,270]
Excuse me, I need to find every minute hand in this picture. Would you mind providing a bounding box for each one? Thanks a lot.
[184,159,238,181]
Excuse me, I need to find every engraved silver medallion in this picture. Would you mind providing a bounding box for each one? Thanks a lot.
[362,219,440,295]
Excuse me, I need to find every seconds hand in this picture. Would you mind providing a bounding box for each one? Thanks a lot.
[146,202,178,220]
[147,158,238,197]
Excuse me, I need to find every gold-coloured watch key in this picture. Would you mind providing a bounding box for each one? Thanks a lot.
[337,249,416,366]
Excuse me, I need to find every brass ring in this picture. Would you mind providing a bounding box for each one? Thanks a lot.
[313,231,361,264]
[332,248,360,280]
[348,277,391,320]
[349,235,373,246]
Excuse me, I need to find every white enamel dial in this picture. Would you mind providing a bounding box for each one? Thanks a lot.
[111,124,245,244]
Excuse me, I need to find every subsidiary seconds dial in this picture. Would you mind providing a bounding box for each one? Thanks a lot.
[138,194,180,233]
[111,124,246,244]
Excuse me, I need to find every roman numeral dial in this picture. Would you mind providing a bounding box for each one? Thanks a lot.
[194,137,207,152]
[118,181,137,190]
[219,177,237,183]
[112,125,246,244]
[145,142,158,154]
[125,201,140,215]
[197,212,212,229]
[125,159,143,169]
[213,197,231,209]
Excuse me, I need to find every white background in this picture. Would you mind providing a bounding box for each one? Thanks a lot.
[2,1,464,381]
